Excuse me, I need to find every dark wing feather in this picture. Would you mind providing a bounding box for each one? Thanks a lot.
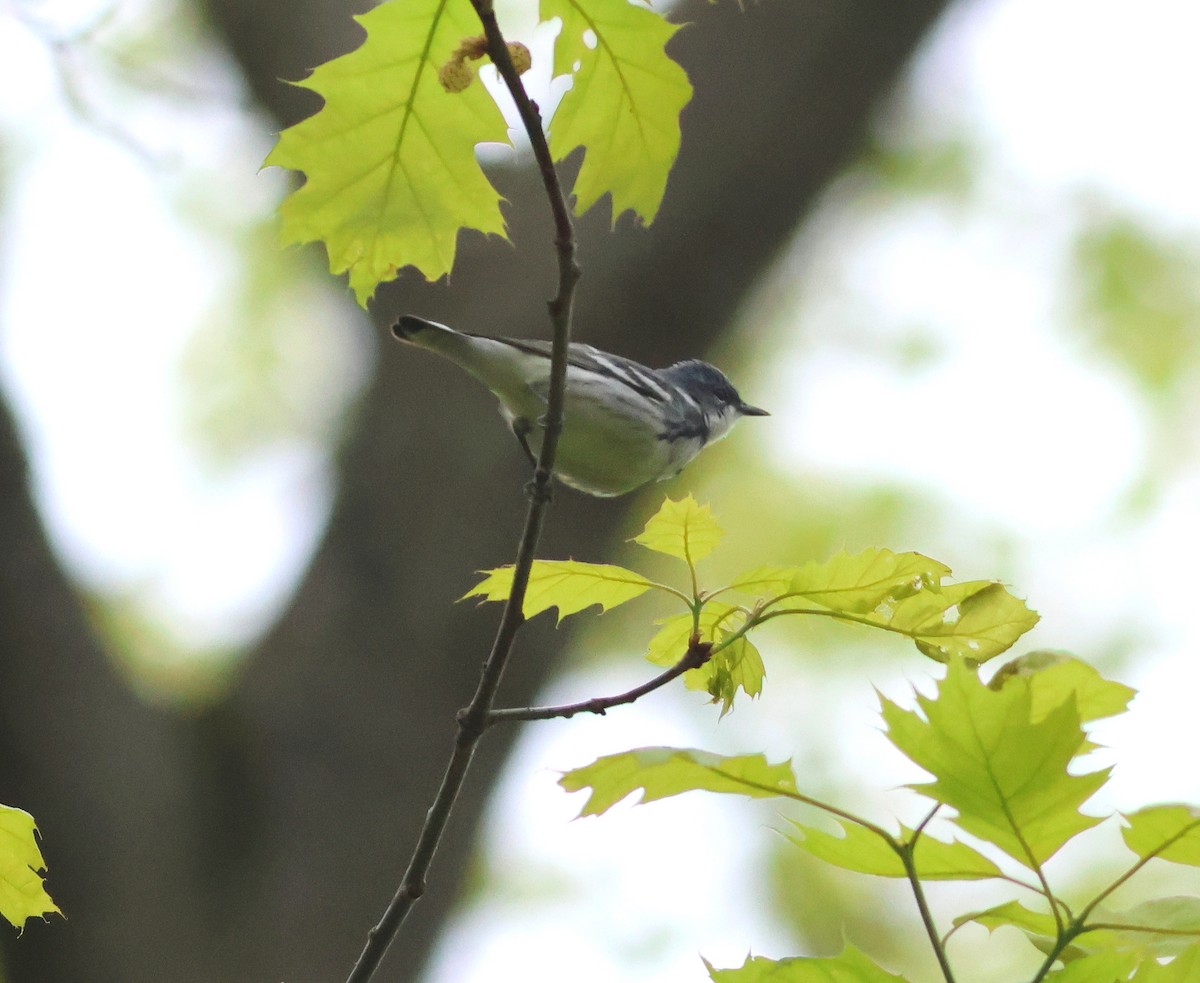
[472,335,673,405]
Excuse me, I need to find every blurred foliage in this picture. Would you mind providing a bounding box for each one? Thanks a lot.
[83,590,239,707]
[1071,212,1200,398]
[178,217,367,470]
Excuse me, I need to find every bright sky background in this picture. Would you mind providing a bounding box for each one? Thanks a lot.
[2,0,1199,979]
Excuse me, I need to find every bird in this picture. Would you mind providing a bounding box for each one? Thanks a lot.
[392,315,768,497]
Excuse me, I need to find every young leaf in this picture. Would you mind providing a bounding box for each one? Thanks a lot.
[1121,805,1200,866]
[1043,951,1138,983]
[784,549,952,613]
[990,651,1137,723]
[646,606,763,713]
[1086,897,1200,959]
[545,0,692,223]
[634,495,723,565]
[882,658,1108,868]
[266,0,509,304]
[463,560,653,622]
[868,581,1039,664]
[559,747,797,817]
[704,944,908,982]
[784,819,1003,881]
[952,900,1059,945]
[1131,943,1200,981]
[728,565,801,597]
[646,607,740,668]
[0,804,60,929]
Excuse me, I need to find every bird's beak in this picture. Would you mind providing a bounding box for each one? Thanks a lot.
[739,403,770,417]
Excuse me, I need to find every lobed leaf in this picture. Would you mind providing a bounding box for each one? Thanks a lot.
[634,495,723,564]
[704,944,908,982]
[868,581,1039,664]
[545,0,692,223]
[882,658,1108,868]
[783,549,952,614]
[560,747,797,817]
[990,651,1136,723]
[1122,805,1200,867]
[953,899,1059,943]
[0,804,60,930]
[646,605,763,714]
[463,559,652,622]
[784,819,1003,881]
[266,0,509,303]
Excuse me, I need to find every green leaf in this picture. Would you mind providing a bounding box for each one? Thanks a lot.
[645,604,747,669]
[559,747,797,817]
[882,658,1108,868]
[266,0,509,304]
[646,606,763,714]
[783,549,952,613]
[728,565,801,597]
[704,944,908,982]
[1132,943,1200,981]
[0,804,60,930]
[463,559,653,622]
[784,819,1002,881]
[953,900,1059,943]
[545,0,692,223]
[1087,897,1200,959]
[634,495,723,564]
[989,651,1137,723]
[1122,806,1200,866]
[868,581,1040,664]
[1044,951,1138,983]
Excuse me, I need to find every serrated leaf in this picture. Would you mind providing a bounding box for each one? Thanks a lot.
[634,495,723,564]
[785,549,952,613]
[646,606,763,714]
[266,0,509,304]
[463,559,652,622]
[990,651,1137,723]
[882,658,1108,868]
[1122,806,1200,866]
[784,819,1002,881]
[0,804,60,930]
[559,747,797,817]
[954,899,1059,942]
[869,581,1039,665]
[545,0,692,223]
[704,944,908,982]
[728,565,801,597]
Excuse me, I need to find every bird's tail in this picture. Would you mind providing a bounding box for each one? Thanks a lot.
[393,315,458,345]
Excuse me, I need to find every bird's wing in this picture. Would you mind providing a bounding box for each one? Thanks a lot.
[481,337,674,405]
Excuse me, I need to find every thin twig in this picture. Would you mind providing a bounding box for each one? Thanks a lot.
[487,644,713,725]
[345,5,579,981]
[898,846,957,983]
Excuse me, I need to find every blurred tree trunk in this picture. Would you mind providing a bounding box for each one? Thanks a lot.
[0,0,952,980]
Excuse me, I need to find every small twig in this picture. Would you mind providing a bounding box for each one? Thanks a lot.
[487,644,713,725]
[344,6,579,982]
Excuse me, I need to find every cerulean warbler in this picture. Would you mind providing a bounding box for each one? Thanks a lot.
[393,315,768,497]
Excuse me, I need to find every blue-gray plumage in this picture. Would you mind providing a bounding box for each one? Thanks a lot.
[392,315,768,496]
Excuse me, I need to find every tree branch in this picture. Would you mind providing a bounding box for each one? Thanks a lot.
[343,7,579,982]
[487,643,713,725]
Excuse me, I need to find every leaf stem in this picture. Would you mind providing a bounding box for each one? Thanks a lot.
[486,643,713,725]
[344,7,579,982]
